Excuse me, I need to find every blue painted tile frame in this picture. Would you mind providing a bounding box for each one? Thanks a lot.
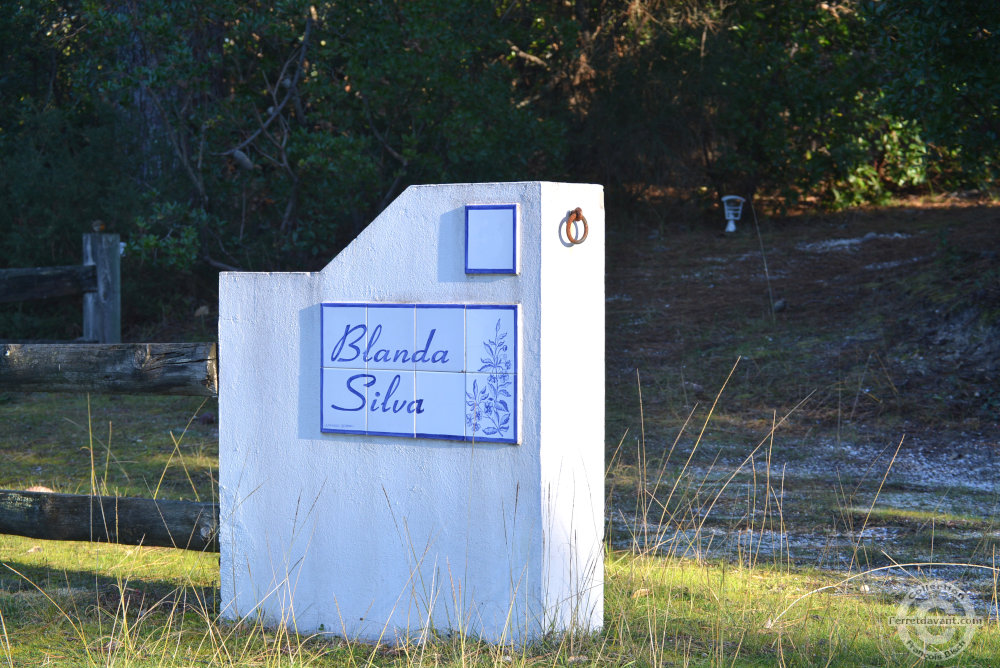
[321,303,518,444]
[465,204,517,274]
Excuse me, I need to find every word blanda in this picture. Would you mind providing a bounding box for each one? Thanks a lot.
[330,325,450,365]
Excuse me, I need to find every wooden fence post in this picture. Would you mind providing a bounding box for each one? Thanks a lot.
[82,233,121,343]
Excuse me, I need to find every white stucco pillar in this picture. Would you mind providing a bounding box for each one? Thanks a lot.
[219,182,604,644]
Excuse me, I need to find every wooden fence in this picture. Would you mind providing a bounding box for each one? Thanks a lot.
[0,343,217,396]
[0,342,220,552]
[0,233,121,343]
[0,490,218,552]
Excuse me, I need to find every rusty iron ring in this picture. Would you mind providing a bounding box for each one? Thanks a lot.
[565,207,588,244]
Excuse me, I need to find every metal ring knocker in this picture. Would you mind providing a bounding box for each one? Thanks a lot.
[565,207,588,245]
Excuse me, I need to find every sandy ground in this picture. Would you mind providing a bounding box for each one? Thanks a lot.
[603,198,1000,601]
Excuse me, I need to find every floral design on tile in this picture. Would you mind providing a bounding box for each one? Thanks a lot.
[465,318,514,439]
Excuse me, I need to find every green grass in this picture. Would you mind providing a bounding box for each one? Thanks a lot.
[2,534,998,666]
[604,554,1000,667]
[0,393,217,501]
[845,506,1000,532]
[2,373,999,665]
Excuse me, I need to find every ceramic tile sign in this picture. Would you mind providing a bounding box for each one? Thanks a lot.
[465,204,517,274]
[321,303,518,443]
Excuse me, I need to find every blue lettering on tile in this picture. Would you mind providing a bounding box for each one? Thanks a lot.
[321,303,517,443]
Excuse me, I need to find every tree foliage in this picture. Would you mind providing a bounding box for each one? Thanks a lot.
[868,0,1000,183]
[0,0,996,334]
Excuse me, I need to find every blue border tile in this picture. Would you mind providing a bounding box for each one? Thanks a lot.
[463,372,517,444]
[465,304,518,375]
[465,204,517,274]
[321,303,368,369]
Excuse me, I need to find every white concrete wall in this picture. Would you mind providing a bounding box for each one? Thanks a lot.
[219,182,604,644]
[539,183,605,630]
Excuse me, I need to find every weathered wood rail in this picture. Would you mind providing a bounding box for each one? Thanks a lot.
[0,233,121,343]
[0,265,97,303]
[0,342,218,397]
[0,490,218,552]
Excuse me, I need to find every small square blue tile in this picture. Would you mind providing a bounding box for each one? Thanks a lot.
[415,371,466,440]
[465,306,517,376]
[322,304,367,369]
[321,367,369,433]
[466,205,517,274]
[464,372,516,443]
[415,306,464,372]
[366,370,416,437]
[365,305,415,372]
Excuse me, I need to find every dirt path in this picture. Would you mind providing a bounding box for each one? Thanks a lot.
[603,198,1000,589]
